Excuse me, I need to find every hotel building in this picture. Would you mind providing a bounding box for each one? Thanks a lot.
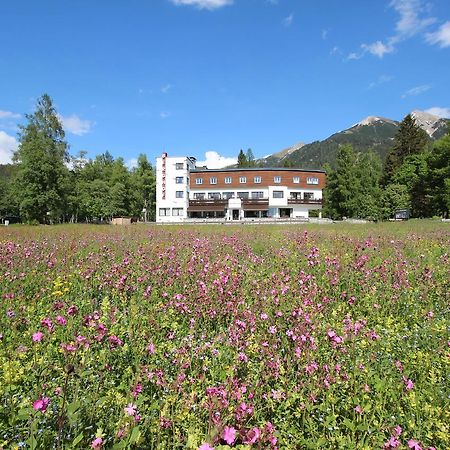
[156,153,325,222]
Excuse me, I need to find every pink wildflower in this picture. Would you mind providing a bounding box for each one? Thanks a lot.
[147,342,156,354]
[384,436,401,448]
[244,427,261,444]
[56,315,67,325]
[124,403,137,416]
[32,331,44,342]
[91,437,103,449]
[354,405,363,414]
[32,396,50,413]
[408,440,423,450]
[198,444,214,450]
[222,426,236,445]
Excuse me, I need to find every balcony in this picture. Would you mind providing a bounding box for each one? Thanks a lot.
[288,198,323,205]
[188,199,227,212]
[242,198,269,210]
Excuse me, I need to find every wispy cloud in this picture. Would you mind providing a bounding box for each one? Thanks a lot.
[161,83,173,94]
[160,111,171,119]
[321,29,329,40]
[424,106,450,118]
[0,130,18,164]
[197,151,237,169]
[349,0,436,60]
[426,21,450,48]
[369,74,394,89]
[282,13,294,28]
[170,0,233,10]
[126,158,138,169]
[401,84,431,98]
[0,110,21,120]
[59,114,93,136]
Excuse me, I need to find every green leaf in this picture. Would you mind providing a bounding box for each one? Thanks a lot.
[72,432,83,447]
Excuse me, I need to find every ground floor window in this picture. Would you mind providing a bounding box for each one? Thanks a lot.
[244,210,268,218]
[172,208,184,216]
[188,211,225,219]
[159,208,170,216]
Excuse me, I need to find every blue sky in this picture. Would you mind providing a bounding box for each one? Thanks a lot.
[1,0,449,167]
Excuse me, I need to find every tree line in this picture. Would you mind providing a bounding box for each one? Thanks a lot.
[1,95,449,224]
[324,114,450,219]
[0,94,156,224]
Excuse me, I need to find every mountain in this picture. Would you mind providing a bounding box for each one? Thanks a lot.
[258,111,449,169]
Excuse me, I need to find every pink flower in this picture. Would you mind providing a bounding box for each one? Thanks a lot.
[147,342,156,354]
[354,405,363,414]
[393,425,402,437]
[32,331,44,342]
[222,426,236,445]
[124,403,137,416]
[403,377,414,391]
[32,396,50,413]
[56,315,67,325]
[244,427,261,444]
[91,437,103,449]
[408,440,423,450]
[384,436,401,448]
[198,444,214,450]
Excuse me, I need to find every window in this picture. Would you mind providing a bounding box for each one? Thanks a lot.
[273,191,284,198]
[307,177,319,185]
[239,176,247,184]
[208,192,221,199]
[195,178,203,185]
[293,176,300,183]
[194,193,205,200]
[290,192,302,200]
[159,208,170,216]
[254,176,262,184]
[222,192,234,199]
[304,192,314,200]
[172,208,183,216]
[237,192,249,199]
[175,177,183,184]
[175,163,184,170]
[251,191,264,199]
[274,176,282,184]
[224,176,232,184]
[210,177,217,185]
[175,191,184,198]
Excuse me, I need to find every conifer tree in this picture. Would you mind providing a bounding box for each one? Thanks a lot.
[13,94,70,223]
[237,149,248,167]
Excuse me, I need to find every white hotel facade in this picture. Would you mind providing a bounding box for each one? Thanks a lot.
[156,153,326,222]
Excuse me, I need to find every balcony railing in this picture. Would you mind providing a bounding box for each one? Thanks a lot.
[288,198,323,205]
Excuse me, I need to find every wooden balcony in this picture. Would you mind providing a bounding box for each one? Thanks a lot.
[288,198,323,205]
[188,199,227,212]
[242,198,269,210]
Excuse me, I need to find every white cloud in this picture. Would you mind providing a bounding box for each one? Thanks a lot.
[350,0,436,60]
[361,40,395,58]
[426,21,450,48]
[160,111,171,119]
[321,29,329,40]
[59,114,93,136]
[424,106,450,118]
[0,131,18,164]
[170,0,233,10]
[283,13,294,28]
[161,83,172,94]
[0,110,21,120]
[197,151,237,169]
[390,0,436,41]
[369,74,394,89]
[401,84,431,98]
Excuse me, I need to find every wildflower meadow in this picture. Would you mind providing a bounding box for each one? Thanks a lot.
[0,222,449,450]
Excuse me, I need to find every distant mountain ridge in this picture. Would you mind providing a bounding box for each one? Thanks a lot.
[257,110,449,169]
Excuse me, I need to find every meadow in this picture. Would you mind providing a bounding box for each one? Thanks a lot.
[0,222,448,450]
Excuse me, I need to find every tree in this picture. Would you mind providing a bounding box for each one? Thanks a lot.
[353,150,383,220]
[381,184,411,219]
[427,134,450,217]
[323,145,359,219]
[382,114,429,186]
[237,149,247,167]
[13,94,70,223]
[246,148,255,167]
[130,154,156,221]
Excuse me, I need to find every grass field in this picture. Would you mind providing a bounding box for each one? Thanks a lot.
[0,221,449,449]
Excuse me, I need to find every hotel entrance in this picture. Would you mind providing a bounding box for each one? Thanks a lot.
[232,209,240,220]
